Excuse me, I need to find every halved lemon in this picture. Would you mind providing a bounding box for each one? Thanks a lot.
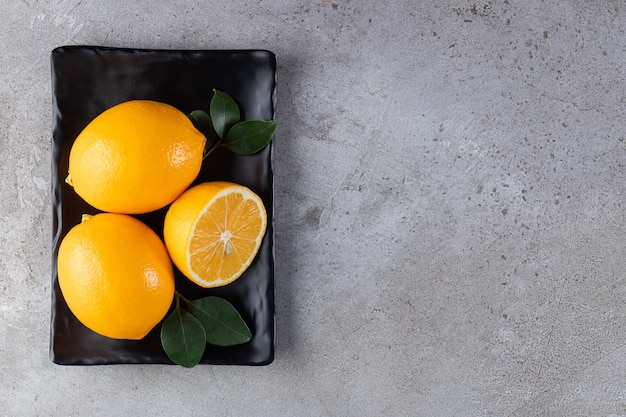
[163,181,267,288]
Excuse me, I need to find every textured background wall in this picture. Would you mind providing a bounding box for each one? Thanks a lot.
[1,1,624,415]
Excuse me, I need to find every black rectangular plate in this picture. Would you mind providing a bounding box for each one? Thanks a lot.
[51,46,275,365]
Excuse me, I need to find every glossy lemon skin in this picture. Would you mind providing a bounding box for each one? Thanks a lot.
[68,100,206,214]
[57,213,175,340]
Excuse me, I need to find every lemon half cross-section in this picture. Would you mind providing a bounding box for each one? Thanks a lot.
[163,182,268,288]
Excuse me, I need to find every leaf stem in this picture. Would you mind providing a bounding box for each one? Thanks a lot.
[202,138,223,161]
[175,291,192,306]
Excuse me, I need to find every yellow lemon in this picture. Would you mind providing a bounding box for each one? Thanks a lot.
[68,100,206,214]
[163,182,267,288]
[57,213,175,340]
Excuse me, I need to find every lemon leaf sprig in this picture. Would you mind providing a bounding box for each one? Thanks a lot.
[161,293,252,368]
[189,89,276,158]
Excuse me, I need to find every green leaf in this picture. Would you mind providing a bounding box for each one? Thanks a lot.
[188,296,252,346]
[222,120,276,155]
[210,89,240,139]
[160,303,206,368]
[188,109,216,152]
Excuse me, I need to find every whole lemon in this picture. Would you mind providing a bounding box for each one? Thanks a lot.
[57,213,175,340]
[68,100,206,214]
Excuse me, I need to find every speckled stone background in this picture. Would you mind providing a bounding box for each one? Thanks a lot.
[1,1,624,416]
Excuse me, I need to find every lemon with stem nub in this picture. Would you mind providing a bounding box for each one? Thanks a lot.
[68,100,206,214]
[57,213,175,340]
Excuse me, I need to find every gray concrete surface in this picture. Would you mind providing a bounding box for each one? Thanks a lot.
[1,0,624,415]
